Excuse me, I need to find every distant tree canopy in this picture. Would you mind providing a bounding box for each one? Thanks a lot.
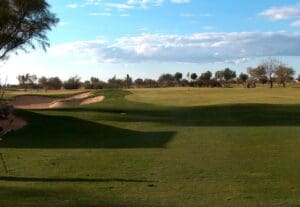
[158,74,175,87]
[190,73,198,81]
[38,76,62,90]
[223,68,236,83]
[63,76,81,90]
[275,66,295,88]
[260,58,283,88]
[247,66,267,84]
[0,0,59,60]
[16,61,298,90]
[174,72,183,82]
[84,77,106,89]
[199,71,212,82]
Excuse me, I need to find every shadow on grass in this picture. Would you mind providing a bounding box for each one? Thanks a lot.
[0,176,154,183]
[0,186,145,207]
[49,103,300,127]
[0,111,175,149]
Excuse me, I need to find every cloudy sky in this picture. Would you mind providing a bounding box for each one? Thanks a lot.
[2,0,300,83]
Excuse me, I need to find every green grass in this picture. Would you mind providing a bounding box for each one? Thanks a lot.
[1,88,300,206]
[3,89,87,100]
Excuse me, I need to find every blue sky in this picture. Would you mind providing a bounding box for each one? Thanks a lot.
[2,0,300,83]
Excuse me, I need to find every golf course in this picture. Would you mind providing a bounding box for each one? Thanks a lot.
[0,88,299,206]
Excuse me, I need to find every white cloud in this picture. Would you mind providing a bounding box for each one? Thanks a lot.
[105,3,134,10]
[291,20,300,27]
[66,3,79,9]
[170,0,191,4]
[89,12,112,16]
[67,0,191,12]
[120,13,130,17]
[260,4,300,20]
[58,21,69,26]
[50,32,300,64]
[66,0,101,9]
[105,0,191,11]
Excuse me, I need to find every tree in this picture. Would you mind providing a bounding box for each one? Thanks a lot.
[125,74,132,88]
[83,80,92,89]
[144,79,158,88]
[223,68,236,83]
[260,58,283,88]
[38,76,48,89]
[247,66,267,84]
[158,74,175,87]
[108,76,124,88]
[47,77,62,90]
[238,73,249,84]
[134,78,144,88]
[174,72,183,83]
[215,71,224,81]
[0,0,59,60]
[199,71,212,87]
[63,76,81,90]
[89,77,105,89]
[190,73,198,81]
[17,73,37,89]
[275,66,295,88]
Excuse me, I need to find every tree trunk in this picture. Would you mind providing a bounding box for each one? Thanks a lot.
[270,80,273,88]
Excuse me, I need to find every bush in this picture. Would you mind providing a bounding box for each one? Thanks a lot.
[0,101,13,119]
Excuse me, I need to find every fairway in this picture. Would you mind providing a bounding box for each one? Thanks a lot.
[1,88,300,206]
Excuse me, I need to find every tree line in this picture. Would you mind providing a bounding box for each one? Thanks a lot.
[14,59,299,90]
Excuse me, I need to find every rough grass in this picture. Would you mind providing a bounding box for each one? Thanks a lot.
[0,88,300,206]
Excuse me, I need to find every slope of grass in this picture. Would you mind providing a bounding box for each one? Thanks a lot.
[0,88,300,206]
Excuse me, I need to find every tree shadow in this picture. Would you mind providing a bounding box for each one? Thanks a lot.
[0,111,175,149]
[0,176,154,183]
[54,104,300,127]
[0,186,145,207]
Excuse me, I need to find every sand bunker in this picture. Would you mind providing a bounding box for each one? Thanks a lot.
[0,115,27,134]
[11,92,105,109]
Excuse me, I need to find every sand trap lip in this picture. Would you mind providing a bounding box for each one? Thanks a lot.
[10,92,105,109]
[80,96,105,106]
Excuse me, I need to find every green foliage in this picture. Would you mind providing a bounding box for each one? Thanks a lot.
[0,101,13,119]
[0,0,59,60]
[158,73,175,87]
[16,74,38,89]
[63,76,81,90]
[223,68,236,82]
[238,73,249,83]
[275,66,295,87]
[174,72,183,82]
[84,77,106,89]
[199,71,212,81]
[38,76,62,90]
[190,73,198,81]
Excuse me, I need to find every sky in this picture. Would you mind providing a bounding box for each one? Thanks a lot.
[2,0,300,84]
